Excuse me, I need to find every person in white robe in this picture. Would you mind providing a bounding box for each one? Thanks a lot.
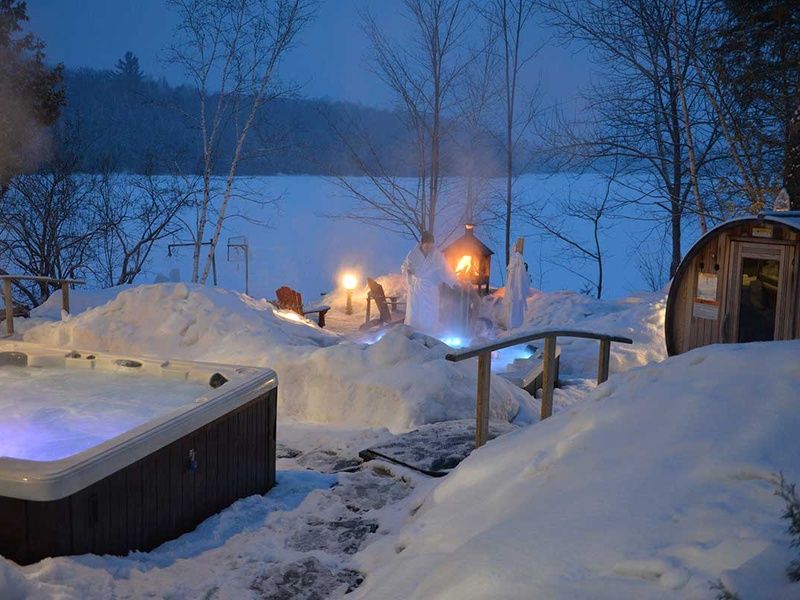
[503,238,529,329]
[401,232,457,333]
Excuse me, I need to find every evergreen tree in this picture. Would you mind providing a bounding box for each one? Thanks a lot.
[0,0,65,187]
[115,50,143,85]
[716,0,800,204]
[776,473,800,581]
[786,103,800,209]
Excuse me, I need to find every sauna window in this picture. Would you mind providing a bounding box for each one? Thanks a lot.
[737,257,779,343]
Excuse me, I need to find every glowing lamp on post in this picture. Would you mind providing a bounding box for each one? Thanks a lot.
[342,273,358,315]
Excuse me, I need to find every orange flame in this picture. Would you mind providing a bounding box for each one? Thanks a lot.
[455,255,476,278]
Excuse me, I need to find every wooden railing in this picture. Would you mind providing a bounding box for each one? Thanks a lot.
[1,275,86,336]
[446,329,634,447]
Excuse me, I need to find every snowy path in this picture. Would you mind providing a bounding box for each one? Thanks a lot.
[6,423,436,600]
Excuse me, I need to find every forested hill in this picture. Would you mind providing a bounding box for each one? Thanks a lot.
[59,68,511,177]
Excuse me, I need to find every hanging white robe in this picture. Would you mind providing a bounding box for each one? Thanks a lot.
[503,251,529,329]
[401,246,456,333]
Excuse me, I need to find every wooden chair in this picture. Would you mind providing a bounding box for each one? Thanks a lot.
[361,278,405,329]
[275,286,331,328]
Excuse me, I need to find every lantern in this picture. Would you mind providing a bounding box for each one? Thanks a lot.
[443,224,494,294]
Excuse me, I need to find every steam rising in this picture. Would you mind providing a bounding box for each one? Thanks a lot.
[0,48,54,184]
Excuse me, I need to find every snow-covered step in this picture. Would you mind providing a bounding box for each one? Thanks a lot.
[495,345,562,395]
[359,420,518,477]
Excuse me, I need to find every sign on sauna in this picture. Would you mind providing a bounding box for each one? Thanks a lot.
[692,272,719,320]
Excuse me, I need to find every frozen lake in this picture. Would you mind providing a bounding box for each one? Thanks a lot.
[144,173,693,301]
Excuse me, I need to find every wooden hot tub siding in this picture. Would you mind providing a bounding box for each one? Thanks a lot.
[0,387,277,565]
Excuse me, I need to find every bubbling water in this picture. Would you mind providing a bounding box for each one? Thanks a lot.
[0,366,209,461]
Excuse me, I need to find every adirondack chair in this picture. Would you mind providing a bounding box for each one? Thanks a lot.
[275,286,331,328]
[361,278,405,330]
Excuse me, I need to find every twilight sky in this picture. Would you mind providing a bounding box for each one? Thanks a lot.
[27,0,592,110]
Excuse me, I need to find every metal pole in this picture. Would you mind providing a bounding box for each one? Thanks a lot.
[211,243,217,287]
[244,244,249,296]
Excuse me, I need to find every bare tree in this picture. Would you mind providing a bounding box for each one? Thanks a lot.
[167,0,316,284]
[672,0,706,234]
[544,0,723,276]
[93,172,196,286]
[524,167,619,299]
[636,228,672,292]
[479,0,538,266]
[335,0,470,239]
[0,145,98,307]
[454,14,502,228]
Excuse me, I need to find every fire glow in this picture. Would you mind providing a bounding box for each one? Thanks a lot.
[455,255,477,279]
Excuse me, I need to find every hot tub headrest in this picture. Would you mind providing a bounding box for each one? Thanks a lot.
[0,351,27,367]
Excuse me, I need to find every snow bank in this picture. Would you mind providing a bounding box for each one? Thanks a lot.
[22,284,532,431]
[276,326,532,430]
[357,341,800,599]
[485,289,667,377]
[30,285,133,320]
[24,282,337,358]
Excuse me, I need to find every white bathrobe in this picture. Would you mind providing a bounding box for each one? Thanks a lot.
[401,246,456,333]
[503,250,529,329]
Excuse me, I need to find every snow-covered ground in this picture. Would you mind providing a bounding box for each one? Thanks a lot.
[3,279,796,599]
[356,341,800,599]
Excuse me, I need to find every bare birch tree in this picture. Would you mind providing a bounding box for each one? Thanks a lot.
[167,0,316,284]
[479,0,538,266]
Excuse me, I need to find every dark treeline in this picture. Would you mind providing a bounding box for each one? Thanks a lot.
[59,65,510,177]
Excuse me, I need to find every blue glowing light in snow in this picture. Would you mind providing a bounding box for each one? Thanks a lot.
[491,345,536,371]
[440,336,469,349]
[361,330,387,345]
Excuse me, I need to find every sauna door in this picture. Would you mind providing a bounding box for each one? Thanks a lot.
[726,241,795,343]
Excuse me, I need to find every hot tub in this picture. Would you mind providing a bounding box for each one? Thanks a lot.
[0,341,277,565]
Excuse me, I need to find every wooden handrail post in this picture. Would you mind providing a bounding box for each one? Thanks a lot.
[597,338,611,384]
[475,351,492,447]
[3,279,13,336]
[541,336,557,419]
[445,328,632,430]
[61,280,70,314]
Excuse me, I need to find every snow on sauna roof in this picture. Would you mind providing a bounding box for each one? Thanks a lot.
[680,211,800,263]
[758,209,800,230]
